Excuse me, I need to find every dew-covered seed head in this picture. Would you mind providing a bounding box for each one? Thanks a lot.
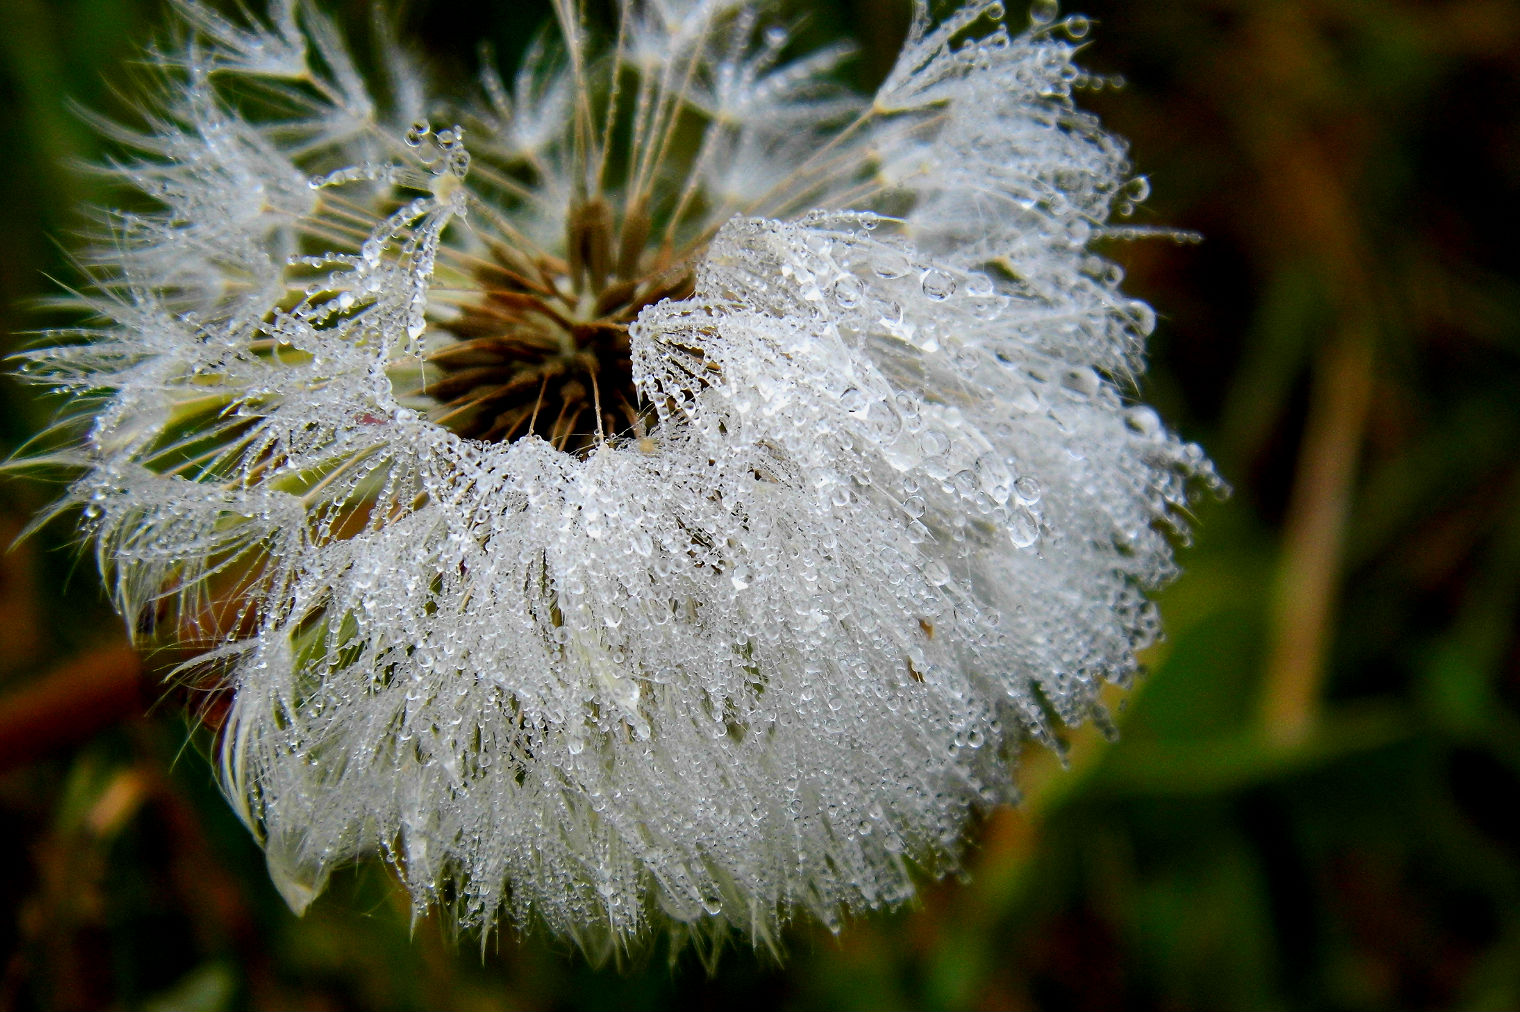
[14,0,1221,959]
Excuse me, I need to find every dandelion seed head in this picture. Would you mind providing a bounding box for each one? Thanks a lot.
[17,0,1220,957]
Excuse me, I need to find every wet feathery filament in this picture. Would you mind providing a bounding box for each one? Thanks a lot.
[424,199,697,452]
[17,0,1225,951]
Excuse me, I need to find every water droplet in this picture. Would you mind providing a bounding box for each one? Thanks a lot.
[1062,367,1100,398]
[921,269,957,301]
[405,119,430,146]
[872,250,911,279]
[831,277,861,307]
[866,400,902,439]
[1009,507,1039,548]
[1014,475,1042,504]
[1062,13,1091,38]
[1124,405,1162,438]
[1126,299,1157,337]
[265,834,330,917]
[1030,0,1059,25]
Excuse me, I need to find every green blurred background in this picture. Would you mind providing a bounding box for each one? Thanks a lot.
[2,0,1518,1008]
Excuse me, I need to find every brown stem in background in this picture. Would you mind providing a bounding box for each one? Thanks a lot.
[1262,319,1374,744]
[1245,3,1380,745]
[0,643,147,772]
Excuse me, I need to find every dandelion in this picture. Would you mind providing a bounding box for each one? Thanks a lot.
[16,0,1218,957]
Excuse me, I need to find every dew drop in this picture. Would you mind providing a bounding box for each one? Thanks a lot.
[872,250,911,279]
[1124,405,1162,438]
[1062,367,1100,398]
[866,400,902,439]
[1009,507,1040,548]
[1126,299,1157,337]
[921,269,957,301]
[1030,0,1059,25]
[265,835,330,916]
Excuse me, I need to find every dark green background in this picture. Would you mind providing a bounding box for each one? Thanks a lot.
[2,1,1518,1008]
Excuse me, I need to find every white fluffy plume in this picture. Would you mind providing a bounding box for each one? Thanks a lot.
[16,0,1218,957]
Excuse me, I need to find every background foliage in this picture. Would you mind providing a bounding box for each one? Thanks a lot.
[2,0,1518,1008]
